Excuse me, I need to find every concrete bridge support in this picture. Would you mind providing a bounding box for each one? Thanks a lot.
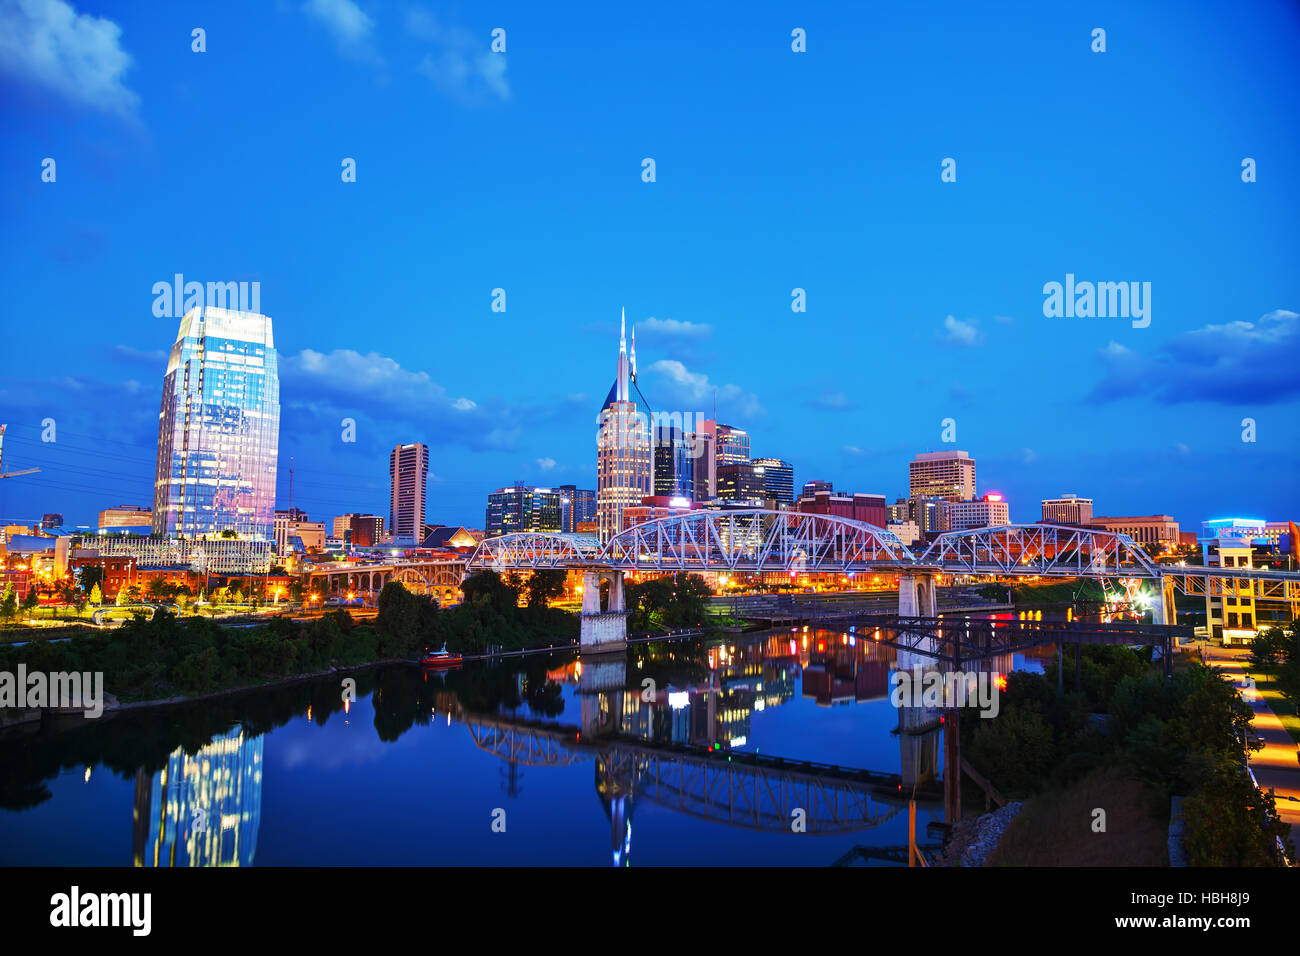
[896,571,939,668]
[580,569,628,651]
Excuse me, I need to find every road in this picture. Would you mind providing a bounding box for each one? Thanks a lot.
[1199,642,1300,851]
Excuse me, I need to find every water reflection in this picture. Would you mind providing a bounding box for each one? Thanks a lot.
[0,623,1056,866]
[134,728,263,867]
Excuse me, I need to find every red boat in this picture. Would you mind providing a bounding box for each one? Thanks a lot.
[420,649,462,669]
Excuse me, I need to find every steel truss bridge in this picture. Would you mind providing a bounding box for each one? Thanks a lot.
[314,514,1299,614]
[465,513,1299,592]
[460,713,926,835]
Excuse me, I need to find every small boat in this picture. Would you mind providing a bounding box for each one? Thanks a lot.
[420,648,462,668]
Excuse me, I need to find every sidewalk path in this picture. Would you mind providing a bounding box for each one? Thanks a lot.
[1199,643,1300,851]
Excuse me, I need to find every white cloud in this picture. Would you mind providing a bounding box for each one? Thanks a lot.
[646,359,763,418]
[843,445,865,456]
[1091,309,1300,405]
[0,0,138,116]
[941,314,983,347]
[410,8,509,104]
[809,390,855,411]
[536,457,557,471]
[110,344,165,363]
[302,0,380,61]
[640,317,712,338]
[452,397,476,411]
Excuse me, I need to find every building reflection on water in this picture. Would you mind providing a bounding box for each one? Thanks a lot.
[133,726,264,867]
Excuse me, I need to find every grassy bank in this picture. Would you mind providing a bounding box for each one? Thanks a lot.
[959,644,1294,866]
[986,767,1168,866]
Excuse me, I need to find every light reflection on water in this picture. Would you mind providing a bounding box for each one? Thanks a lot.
[0,620,1062,867]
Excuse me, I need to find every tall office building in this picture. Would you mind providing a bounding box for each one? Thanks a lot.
[485,486,564,537]
[653,422,696,499]
[558,485,597,533]
[1042,494,1093,525]
[152,307,280,539]
[752,457,794,505]
[334,513,385,547]
[715,424,751,466]
[688,419,717,502]
[909,451,976,502]
[717,462,766,505]
[596,311,652,541]
[389,443,429,542]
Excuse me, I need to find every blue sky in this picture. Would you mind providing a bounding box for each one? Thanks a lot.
[1,0,1297,532]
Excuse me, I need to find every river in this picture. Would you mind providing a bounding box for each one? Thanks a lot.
[0,622,1055,866]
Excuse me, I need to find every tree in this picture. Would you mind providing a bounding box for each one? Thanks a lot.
[1249,627,1285,675]
[1182,764,1295,866]
[79,565,105,594]
[220,529,237,539]
[115,587,128,607]
[0,583,17,624]
[376,581,438,657]
[21,588,39,620]
[625,572,712,630]
[461,571,522,614]
[89,583,103,606]
[526,569,567,609]
[146,577,169,600]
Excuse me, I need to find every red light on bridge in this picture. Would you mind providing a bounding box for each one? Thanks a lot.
[995,674,1008,691]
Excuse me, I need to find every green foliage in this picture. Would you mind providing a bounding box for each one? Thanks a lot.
[0,609,383,702]
[1182,763,1295,866]
[78,566,105,593]
[967,703,1057,794]
[1276,621,1300,708]
[1249,627,1286,674]
[375,581,439,657]
[625,572,711,631]
[461,571,522,614]
[963,646,1292,866]
[525,569,567,609]
[1044,643,1150,710]
[0,584,16,623]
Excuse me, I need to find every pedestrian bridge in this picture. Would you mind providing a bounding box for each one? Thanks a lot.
[309,511,1299,645]
[466,512,1293,587]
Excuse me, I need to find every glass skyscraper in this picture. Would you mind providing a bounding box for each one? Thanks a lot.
[152,307,280,540]
[596,310,652,541]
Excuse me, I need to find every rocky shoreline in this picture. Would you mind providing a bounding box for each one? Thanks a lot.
[936,801,1024,866]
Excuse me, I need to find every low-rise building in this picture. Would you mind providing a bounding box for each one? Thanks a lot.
[1088,514,1180,546]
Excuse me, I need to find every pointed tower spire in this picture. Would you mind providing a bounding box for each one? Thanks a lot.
[630,324,637,382]
[615,307,630,402]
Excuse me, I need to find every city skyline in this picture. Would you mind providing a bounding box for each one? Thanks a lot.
[1,1,1297,533]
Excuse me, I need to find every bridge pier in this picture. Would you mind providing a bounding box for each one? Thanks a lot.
[580,569,628,651]
[896,571,939,667]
